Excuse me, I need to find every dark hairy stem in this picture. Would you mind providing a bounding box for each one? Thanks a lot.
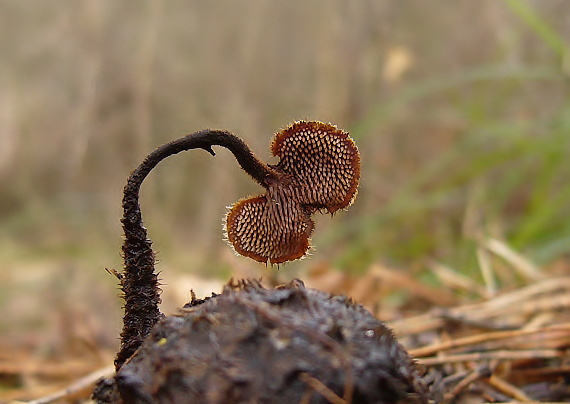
[115,129,276,370]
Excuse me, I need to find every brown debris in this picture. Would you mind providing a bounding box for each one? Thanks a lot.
[386,271,570,403]
[93,279,428,404]
[6,271,570,403]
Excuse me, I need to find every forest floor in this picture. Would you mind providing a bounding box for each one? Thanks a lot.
[1,254,569,404]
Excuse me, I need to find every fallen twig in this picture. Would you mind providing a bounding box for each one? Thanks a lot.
[25,365,114,404]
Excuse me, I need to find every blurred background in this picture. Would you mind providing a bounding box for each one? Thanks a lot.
[1,0,570,398]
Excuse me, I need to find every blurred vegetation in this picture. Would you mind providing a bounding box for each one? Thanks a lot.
[1,0,570,350]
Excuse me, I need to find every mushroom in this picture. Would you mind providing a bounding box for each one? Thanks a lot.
[226,121,360,264]
[116,121,360,369]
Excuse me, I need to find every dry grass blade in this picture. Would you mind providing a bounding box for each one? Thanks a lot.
[478,237,543,281]
[485,375,533,402]
[442,365,492,404]
[418,348,565,365]
[430,260,487,297]
[410,324,570,357]
[24,365,114,404]
[390,276,570,336]
[0,360,105,378]
[369,264,456,306]
[477,245,497,298]
[299,373,347,404]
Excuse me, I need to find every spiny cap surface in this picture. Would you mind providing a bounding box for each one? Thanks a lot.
[226,121,360,264]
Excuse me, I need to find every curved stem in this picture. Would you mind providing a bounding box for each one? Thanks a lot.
[115,129,276,370]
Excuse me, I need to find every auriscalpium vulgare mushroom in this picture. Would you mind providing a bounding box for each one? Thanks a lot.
[95,122,430,404]
[226,121,360,264]
[116,121,360,369]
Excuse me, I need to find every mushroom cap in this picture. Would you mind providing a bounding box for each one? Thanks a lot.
[226,193,314,264]
[226,121,360,264]
[271,121,360,213]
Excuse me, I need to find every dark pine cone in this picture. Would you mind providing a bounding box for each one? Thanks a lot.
[94,279,428,404]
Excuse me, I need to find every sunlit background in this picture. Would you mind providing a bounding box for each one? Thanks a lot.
[1,0,569,397]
